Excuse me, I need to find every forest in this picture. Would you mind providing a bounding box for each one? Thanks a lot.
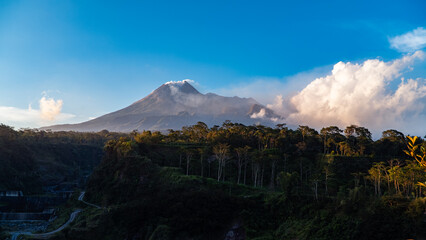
[0,124,125,193]
[82,121,426,239]
[96,121,426,198]
[1,122,426,239]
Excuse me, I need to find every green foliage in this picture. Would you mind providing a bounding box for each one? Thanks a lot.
[404,136,426,167]
[0,125,119,193]
[70,122,426,239]
[277,171,298,196]
[275,215,360,240]
[2,122,425,239]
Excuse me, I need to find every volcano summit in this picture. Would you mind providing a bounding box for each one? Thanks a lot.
[43,81,282,132]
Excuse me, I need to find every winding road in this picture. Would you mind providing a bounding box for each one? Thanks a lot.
[10,191,100,240]
[78,192,101,209]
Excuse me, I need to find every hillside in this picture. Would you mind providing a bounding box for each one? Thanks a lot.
[0,125,121,194]
[47,127,426,240]
[2,123,426,239]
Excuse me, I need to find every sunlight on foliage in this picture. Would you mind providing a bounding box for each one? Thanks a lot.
[404,135,426,189]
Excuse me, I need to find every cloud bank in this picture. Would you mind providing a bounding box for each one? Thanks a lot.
[268,51,426,136]
[390,27,426,52]
[0,96,74,128]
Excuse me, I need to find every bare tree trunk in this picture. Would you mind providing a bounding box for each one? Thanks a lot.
[200,156,203,177]
[394,180,398,194]
[222,162,226,182]
[325,171,328,195]
[186,156,190,175]
[269,160,276,189]
[217,160,222,181]
[252,160,255,186]
[243,161,247,185]
[299,159,303,190]
[323,136,327,154]
[313,181,318,201]
[374,177,378,196]
[283,155,287,172]
[237,165,242,184]
[253,163,259,187]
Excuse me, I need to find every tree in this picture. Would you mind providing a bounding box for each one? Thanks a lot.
[184,148,194,175]
[213,143,230,181]
[344,125,373,155]
[298,125,318,142]
[134,130,163,144]
[278,171,298,196]
[388,164,402,195]
[375,130,406,159]
[404,136,426,167]
[197,147,209,177]
[382,129,405,141]
[321,156,335,195]
[235,146,250,184]
[320,126,344,154]
[267,150,280,189]
[368,162,385,196]
[0,124,17,142]
[403,136,426,189]
[182,121,209,143]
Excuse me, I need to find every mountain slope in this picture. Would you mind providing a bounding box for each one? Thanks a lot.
[43,81,282,132]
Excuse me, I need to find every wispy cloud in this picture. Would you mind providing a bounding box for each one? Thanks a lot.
[165,79,195,85]
[0,95,74,128]
[390,27,426,52]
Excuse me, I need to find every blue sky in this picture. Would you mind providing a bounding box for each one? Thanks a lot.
[0,0,425,135]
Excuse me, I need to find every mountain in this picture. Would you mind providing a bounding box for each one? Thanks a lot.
[43,81,283,132]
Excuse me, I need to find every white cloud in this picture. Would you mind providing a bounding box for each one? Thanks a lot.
[0,96,74,128]
[268,51,426,136]
[266,95,296,118]
[39,96,63,121]
[250,108,266,119]
[390,27,426,52]
[0,106,39,126]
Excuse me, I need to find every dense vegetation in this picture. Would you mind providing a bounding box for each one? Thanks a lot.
[57,121,425,239]
[92,121,426,198]
[1,122,425,239]
[0,124,124,194]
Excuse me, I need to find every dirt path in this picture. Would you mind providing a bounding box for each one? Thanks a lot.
[11,232,31,240]
[9,191,101,240]
[78,191,101,209]
[10,210,81,240]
